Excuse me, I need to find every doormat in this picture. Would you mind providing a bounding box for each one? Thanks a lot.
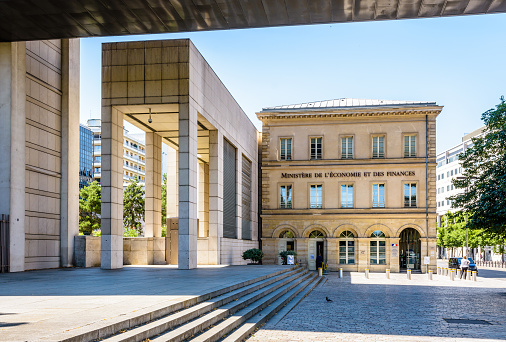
[444,318,491,325]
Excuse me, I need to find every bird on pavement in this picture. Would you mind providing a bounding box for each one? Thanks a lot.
[326,297,333,302]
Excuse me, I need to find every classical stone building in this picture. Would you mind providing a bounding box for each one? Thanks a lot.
[258,99,442,273]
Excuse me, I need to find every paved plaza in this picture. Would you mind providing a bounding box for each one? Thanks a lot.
[0,265,289,341]
[248,268,506,342]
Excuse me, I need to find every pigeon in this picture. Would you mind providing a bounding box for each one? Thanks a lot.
[326,297,333,302]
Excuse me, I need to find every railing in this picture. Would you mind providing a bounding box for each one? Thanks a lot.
[0,214,9,273]
[476,260,506,268]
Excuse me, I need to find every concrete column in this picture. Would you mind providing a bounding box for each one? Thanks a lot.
[178,100,198,269]
[101,106,124,269]
[166,147,178,218]
[60,39,80,267]
[0,42,26,272]
[145,132,162,237]
[208,130,223,265]
[198,162,209,237]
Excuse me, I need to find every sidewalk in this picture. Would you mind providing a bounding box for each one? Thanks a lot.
[0,264,291,341]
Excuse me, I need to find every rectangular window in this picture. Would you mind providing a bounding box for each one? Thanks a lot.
[438,174,440,180]
[372,183,385,208]
[310,184,323,208]
[372,136,385,158]
[447,185,450,191]
[280,138,292,161]
[280,185,292,209]
[447,171,450,177]
[339,240,355,264]
[340,184,353,208]
[451,170,454,176]
[370,240,386,264]
[310,137,322,160]
[404,135,416,157]
[341,136,353,159]
[442,174,444,179]
[404,183,417,207]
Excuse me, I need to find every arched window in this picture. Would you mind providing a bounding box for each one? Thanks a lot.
[339,231,355,264]
[279,230,295,239]
[370,230,386,264]
[309,230,324,238]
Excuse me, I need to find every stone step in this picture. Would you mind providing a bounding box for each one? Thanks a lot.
[187,272,316,342]
[148,270,310,342]
[101,268,304,342]
[221,275,322,342]
[61,266,297,342]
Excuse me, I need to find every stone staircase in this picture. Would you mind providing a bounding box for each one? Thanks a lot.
[89,267,320,342]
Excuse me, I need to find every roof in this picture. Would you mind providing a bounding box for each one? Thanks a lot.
[260,98,437,112]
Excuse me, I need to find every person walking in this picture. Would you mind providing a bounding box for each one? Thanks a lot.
[460,255,470,279]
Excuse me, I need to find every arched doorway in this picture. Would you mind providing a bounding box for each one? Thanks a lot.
[308,230,325,270]
[278,230,295,265]
[399,228,421,270]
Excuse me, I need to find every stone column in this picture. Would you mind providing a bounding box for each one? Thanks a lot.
[388,237,400,273]
[295,238,308,269]
[101,106,124,269]
[145,132,162,237]
[357,237,369,272]
[60,39,80,267]
[0,42,26,272]
[326,238,338,271]
[208,130,223,265]
[178,99,198,269]
[198,162,209,237]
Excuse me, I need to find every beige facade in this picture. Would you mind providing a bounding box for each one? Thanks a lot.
[258,99,442,273]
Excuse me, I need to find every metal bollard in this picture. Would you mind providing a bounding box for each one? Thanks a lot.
[437,267,441,275]
[386,269,390,279]
[467,270,472,280]
[450,269,455,281]
[365,268,369,279]
[318,267,323,277]
[407,269,411,280]
[445,268,448,276]
[339,268,343,278]
[472,271,477,281]
[428,270,433,280]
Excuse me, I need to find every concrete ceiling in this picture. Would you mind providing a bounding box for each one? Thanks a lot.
[1,0,506,42]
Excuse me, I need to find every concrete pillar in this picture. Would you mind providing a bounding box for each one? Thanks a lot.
[60,39,80,267]
[178,100,198,269]
[0,42,26,272]
[166,147,178,218]
[101,106,124,269]
[198,162,209,237]
[145,132,162,237]
[208,130,223,265]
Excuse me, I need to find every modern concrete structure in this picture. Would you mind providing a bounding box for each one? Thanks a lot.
[258,99,442,273]
[100,39,259,270]
[86,119,147,187]
[1,0,506,41]
[0,39,79,271]
[79,124,94,188]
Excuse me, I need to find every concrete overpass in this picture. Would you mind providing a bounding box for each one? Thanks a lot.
[1,0,506,41]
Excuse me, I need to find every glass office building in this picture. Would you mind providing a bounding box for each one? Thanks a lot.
[79,124,94,188]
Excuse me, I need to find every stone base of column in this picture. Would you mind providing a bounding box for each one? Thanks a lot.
[101,235,123,269]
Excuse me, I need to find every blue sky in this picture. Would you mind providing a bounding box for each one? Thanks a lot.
[80,13,506,153]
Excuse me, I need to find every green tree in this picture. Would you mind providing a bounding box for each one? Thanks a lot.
[123,178,145,234]
[450,97,506,238]
[161,173,167,226]
[79,181,101,235]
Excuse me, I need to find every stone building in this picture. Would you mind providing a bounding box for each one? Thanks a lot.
[258,99,442,273]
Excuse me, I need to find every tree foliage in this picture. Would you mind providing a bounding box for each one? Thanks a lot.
[79,181,101,234]
[123,178,145,234]
[161,173,167,226]
[450,97,506,238]
[242,248,264,264]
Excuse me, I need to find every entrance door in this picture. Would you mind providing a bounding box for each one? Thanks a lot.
[399,228,421,270]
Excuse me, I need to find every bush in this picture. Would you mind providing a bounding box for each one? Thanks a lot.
[242,248,264,264]
[161,225,167,238]
[123,227,140,237]
[279,250,297,265]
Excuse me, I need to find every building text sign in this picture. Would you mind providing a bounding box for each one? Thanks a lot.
[281,171,416,179]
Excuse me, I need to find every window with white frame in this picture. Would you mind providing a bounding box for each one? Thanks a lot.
[280,185,292,209]
[280,138,292,161]
[339,231,355,264]
[340,184,353,208]
[370,230,386,265]
[372,183,385,208]
[310,184,323,208]
[404,135,416,157]
[310,137,322,160]
[372,135,385,158]
[404,183,417,207]
[341,136,353,159]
